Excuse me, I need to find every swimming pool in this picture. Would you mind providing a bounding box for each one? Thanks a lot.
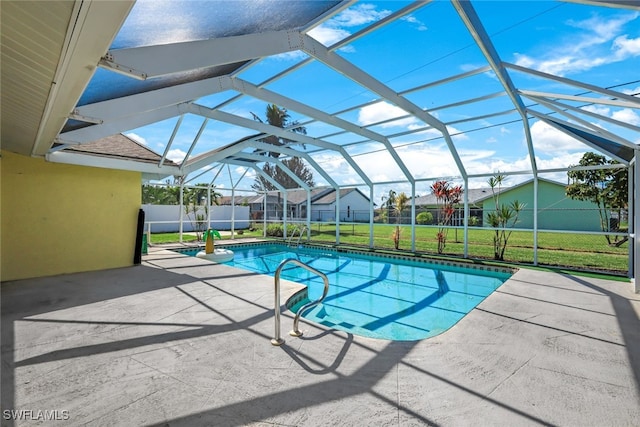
[177,243,512,341]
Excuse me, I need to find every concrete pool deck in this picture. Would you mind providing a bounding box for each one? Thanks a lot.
[2,247,639,426]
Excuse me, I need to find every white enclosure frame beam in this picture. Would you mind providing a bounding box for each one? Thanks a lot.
[298,34,468,180]
[100,30,308,79]
[452,0,538,175]
[184,104,373,186]
[229,77,415,184]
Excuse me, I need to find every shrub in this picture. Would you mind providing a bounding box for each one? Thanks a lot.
[416,212,433,225]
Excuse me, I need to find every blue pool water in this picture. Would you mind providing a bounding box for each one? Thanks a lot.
[178,244,512,341]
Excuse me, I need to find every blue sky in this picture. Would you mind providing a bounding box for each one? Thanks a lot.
[122,1,640,200]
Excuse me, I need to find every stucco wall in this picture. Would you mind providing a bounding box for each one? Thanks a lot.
[482,180,602,231]
[1,151,141,281]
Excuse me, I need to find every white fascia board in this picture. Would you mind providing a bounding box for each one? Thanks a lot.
[33,1,135,156]
[46,151,181,176]
[102,30,305,79]
[59,104,187,144]
[75,76,233,122]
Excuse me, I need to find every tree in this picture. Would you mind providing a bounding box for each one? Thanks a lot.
[392,192,410,249]
[251,157,315,192]
[381,189,397,224]
[251,104,307,158]
[566,152,628,245]
[486,175,525,260]
[430,181,463,254]
[250,104,315,191]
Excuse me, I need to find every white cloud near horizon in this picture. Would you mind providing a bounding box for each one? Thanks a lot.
[166,148,187,163]
[125,132,148,145]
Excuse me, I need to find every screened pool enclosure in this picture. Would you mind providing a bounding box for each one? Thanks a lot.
[9,1,639,287]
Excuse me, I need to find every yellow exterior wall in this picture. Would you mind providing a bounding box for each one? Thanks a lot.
[1,150,141,281]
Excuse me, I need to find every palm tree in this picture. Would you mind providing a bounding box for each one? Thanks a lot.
[392,192,409,249]
[251,104,314,192]
[251,104,306,158]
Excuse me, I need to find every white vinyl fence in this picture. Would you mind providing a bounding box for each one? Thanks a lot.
[142,204,250,232]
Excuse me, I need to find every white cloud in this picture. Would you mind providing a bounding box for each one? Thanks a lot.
[514,12,640,76]
[166,149,187,163]
[613,34,640,58]
[358,101,419,128]
[307,26,351,48]
[611,108,640,125]
[125,132,147,145]
[401,15,427,31]
[307,3,392,51]
[622,86,640,96]
[529,120,587,153]
[581,105,611,116]
[331,3,391,27]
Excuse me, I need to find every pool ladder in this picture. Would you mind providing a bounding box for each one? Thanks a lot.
[271,258,330,346]
[287,225,308,247]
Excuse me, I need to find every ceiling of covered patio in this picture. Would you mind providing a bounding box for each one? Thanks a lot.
[2,0,639,195]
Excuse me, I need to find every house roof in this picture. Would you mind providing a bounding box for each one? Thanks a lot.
[60,133,176,165]
[312,188,369,205]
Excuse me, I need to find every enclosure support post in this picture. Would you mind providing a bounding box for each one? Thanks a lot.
[306,189,311,241]
[263,191,267,238]
[411,182,416,252]
[179,182,184,243]
[207,186,211,229]
[463,177,469,258]
[283,190,288,240]
[533,175,539,266]
[633,154,639,292]
[369,185,375,249]
[231,188,236,240]
[335,188,341,245]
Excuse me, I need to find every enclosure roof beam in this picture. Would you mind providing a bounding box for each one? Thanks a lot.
[183,104,372,186]
[229,77,415,184]
[529,110,630,165]
[452,0,537,174]
[523,94,640,134]
[58,103,189,145]
[526,95,637,149]
[519,90,640,110]
[250,141,339,188]
[100,30,307,79]
[230,152,310,191]
[72,75,233,124]
[222,159,286,193]
[505,62,640,106]
[298,33,467,180]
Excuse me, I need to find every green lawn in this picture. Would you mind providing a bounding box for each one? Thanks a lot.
[148,224,629,274]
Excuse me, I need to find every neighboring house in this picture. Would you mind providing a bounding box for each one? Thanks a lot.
[219,187,372,222]
[480,178,602,231]
[414,178,603,231]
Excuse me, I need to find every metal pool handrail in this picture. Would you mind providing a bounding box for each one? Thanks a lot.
[271,258,330,346]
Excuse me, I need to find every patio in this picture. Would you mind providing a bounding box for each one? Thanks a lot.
[2,248,639,426]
